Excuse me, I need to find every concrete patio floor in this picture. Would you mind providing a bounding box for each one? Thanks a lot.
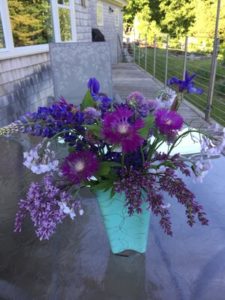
[0,64,225,300]
[112,63,210,129]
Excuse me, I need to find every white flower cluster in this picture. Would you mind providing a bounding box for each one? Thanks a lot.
[191,125,225,183]
[58,200,84,220]
[23,142,59,174]
[192,159,212,183]
[156,88,177,109]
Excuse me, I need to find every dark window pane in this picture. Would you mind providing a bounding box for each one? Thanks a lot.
[59,8,72,41]
[0,14,5,48]
[8,0,53,47]
[58,0,69,5]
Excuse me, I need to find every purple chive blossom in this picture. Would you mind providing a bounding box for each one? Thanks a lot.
[155,109,183,135]
[88,77,100,96]
[83,107,101,124]
[14,176,83,240]
[146,99,159,112]
[127,91,145,106]
[168,71,203,94]
[61,150,99,184]
[102,106,144,153]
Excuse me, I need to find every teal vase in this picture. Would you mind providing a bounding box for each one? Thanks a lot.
[96,190,151,254]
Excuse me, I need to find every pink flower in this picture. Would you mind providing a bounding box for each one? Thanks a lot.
[155,109,183,135]
[102,106,144,153]
[61,151,99,184]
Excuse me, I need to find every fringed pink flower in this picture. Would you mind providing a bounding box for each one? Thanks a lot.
[155,109,183,135]
[61,151,99,184]
[102,106,144,153]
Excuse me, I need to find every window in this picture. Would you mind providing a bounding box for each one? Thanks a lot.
[0,0,77,59]
[0,13,5,48]
[7,0,53,47]
[115,8,120,28]
[97,1,103,27]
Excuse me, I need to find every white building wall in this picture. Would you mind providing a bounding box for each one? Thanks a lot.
[89,0,124,64]
[75,0,92,42]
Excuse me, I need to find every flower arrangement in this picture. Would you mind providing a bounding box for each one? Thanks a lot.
[0,75,224,241]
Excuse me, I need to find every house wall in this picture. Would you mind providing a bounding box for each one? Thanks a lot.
[75,0,92,42]
[0,0,125,126]
[89,0,124,64]
[0,52,53,127]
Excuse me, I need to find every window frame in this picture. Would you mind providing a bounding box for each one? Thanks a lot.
[0,0,77,60]
[96,1,104,27]
[115,8,120,28]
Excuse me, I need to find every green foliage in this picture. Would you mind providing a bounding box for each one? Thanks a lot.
[80,90,96,111]
[97,161,121,177]
[8,0,53,47]
[139,115,154,139]
[125,0,225,47]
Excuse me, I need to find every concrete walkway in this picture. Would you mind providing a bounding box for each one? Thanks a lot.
[112,63,209,129]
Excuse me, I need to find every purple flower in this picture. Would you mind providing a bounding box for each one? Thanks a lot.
[83,107,101,124]
[146,99,159,112]
[168,72,203,94]
[61,150,99,184]
[127,91,145,106]
[155,109,183,135]
[14,176,82,240]
[88,78,100,96]
[102,106,144,153]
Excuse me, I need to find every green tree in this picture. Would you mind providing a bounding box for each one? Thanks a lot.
[8,0,53,47]
[158,0,195,36]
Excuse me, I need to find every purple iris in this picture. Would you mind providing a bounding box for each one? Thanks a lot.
[88,78,100,96]
[87,78,112,109]
[168,72,203,94]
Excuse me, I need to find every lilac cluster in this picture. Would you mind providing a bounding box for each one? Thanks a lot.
[14,176,83,240]
[115,153,208,235]
[19,98,84,138]
[126,91,158,117]
[115,167,172,235]
[159,168,208,226]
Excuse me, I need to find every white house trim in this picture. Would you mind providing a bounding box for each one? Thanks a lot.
[0,0,77,59]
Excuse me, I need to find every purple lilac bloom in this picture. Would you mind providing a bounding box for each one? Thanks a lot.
[102,106,144,153]
[146,99,159,112]
[83,107,101,124]
[127,91,145,106]
[155,109,183,135]
[14,176,82,240]
[168,71,203,94]
[61,150,99,184]
[115,161,208,235]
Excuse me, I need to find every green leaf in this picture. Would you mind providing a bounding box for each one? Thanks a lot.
[80,90,96,110]
[91,180,113,192]
[139,115,154,139]
[85,123,101,138]
[97,161,121,177]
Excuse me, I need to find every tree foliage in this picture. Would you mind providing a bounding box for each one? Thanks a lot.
[8,0,53,47]
[124,0,225,40]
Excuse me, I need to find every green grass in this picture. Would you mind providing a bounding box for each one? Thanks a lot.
[134,46,225,126]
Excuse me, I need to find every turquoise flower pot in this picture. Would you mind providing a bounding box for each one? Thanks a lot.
[96,190,151,254]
